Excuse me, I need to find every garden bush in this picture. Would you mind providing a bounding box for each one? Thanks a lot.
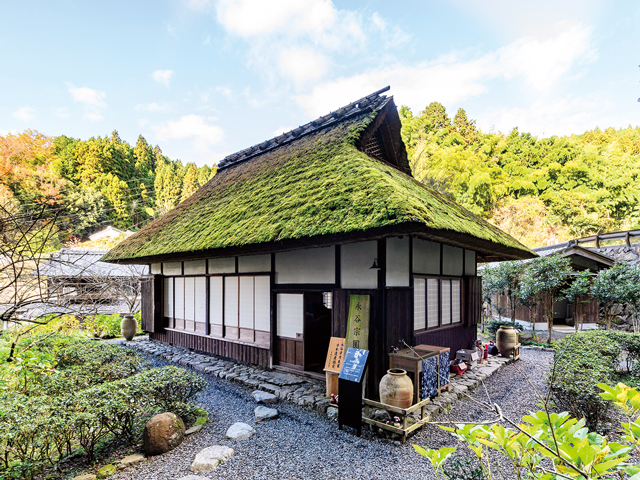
[83,313,143,339]
[485,319,523,337]
[550,330,640,430]
[0,334,206,479]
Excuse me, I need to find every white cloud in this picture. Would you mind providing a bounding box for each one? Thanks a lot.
[279,47,329,85]
[152,70,175,87]
[54,107,70,119]
[68,84,106,121]
[139,119,149,127]
[154,114,224,153]
[297,23,595,116]
[13,107,35,122]
[135,102,170,112]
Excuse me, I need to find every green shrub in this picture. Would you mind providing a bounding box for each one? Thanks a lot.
[84,314,123,339]
[551,331,622,430]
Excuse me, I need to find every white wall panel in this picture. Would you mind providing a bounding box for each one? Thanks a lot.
[195,277,207,323]
[151,263,161,274]
[442,245,463,276]
[427,279,439,328]
[340,241,378,288]
[238,254,271,273]
[208,257,236,274]
[277,293,303,339]
[414,278,426,331]
[164,278,173,317]
[184,259,206,275]
[386,237,410,287]
[163,262,182,275]
[465,249,476,276]
[224,276,239,327]
[209,276,223,325]
[174,277,185,319]
[452,279,461,323]
[254,276,270,332]
[275,246,335,284]
[441,280,452,325]
[184,277,195,321]
[239,277,255,329]
[413,239,440,275]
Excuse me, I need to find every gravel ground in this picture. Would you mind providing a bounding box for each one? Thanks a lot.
[112,349,553,480]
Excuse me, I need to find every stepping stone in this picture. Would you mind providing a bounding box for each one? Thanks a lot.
[185,424,204,435]
[255,406,278,421]
[116,453,145,469]
[226,422,256,440]
[252,390,278,404]
[73,476,97,480]
[190,446,234,473]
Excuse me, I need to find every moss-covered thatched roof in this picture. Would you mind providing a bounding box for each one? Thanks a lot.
[104,90,534,264]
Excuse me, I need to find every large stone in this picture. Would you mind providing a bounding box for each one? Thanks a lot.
[252,390,278,404]
[254,406,278,421]
[190,446,234,472]
[185,424,204,435]
[143,412,185,456]
[96,464,117,479]
[117,453,145,470]
[73,476,97,480]
[226,422,256,440]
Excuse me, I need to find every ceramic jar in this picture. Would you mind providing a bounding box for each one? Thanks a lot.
[379,368,413,409]
[496,325,517,357]
[121,314,137,341]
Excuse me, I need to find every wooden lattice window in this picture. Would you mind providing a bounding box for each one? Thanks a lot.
[363,129,387,162]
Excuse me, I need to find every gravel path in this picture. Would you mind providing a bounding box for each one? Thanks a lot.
[112,349,553,480]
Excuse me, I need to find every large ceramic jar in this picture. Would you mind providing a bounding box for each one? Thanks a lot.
[496,325,517,357]
[379,368,413,409]
[121,314,137,341]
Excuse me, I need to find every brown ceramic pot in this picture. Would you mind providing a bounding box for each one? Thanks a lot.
[496,325,517,357]
[121,314,137,341]
[379,368,413,409]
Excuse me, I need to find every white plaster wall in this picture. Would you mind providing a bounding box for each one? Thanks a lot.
[163,262,182,275]
[413,239,440,275]
[386,237,410,287]
[151,263,161,274]
[184,259,206,274]
[208,257,236,274]
[275,246,335,284]
[340,241,378,289]
[465,249,476,276]
[238,254,271,273]
[442,245,463,276]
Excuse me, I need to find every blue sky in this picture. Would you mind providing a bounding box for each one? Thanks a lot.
[1,0,638,167]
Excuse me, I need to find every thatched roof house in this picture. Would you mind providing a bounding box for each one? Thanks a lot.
[104,86,533,395]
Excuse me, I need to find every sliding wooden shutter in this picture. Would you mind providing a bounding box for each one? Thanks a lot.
[141,275,163,333]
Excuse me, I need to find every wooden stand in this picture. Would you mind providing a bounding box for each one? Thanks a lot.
[389,344,450,402]
[325,370,339,397]
[362,397,431,444]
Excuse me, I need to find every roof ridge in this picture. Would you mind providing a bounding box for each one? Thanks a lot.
[217,86,391,171]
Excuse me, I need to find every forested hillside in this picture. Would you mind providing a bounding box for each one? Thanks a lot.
[400,103,640,247]
[0,130,215,244]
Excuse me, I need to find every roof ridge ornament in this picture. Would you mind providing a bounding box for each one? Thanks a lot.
[217,86,391,171]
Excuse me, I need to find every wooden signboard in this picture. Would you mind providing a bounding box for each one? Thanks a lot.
[338,347,369,436]
[324,337,346,373]
[323,337,346,397]
[345,295,370,350]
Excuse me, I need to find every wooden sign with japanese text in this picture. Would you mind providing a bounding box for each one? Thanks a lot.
[324,337,346,373]
[345,294,370,351]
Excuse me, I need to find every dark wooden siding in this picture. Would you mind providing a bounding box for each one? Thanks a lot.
[150,329,270,368]
[414,324,476,360]
[465,276,481,326]
[141,275,162,333]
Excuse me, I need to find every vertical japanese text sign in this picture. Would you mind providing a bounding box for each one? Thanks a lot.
[345,294,370,351]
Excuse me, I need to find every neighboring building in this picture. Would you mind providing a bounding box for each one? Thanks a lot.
[103,87,533,394]
[88,226,133,242]
[39,249,147,308]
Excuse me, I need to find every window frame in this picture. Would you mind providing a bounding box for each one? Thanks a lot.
[413,275,463,333]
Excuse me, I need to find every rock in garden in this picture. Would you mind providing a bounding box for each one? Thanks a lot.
[96,464,117,479]
[190,446,234,472]
[185,424,204,435]
[252,390,278,404]
[117,453,145,469]
[327,407,339,421]
[226,422,256,440]
[143,412,185,456]
[255,406,278,421]
[72,475,97,480]
[177,476,210,480]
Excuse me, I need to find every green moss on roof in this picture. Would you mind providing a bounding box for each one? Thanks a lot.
[103,111,531,262]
